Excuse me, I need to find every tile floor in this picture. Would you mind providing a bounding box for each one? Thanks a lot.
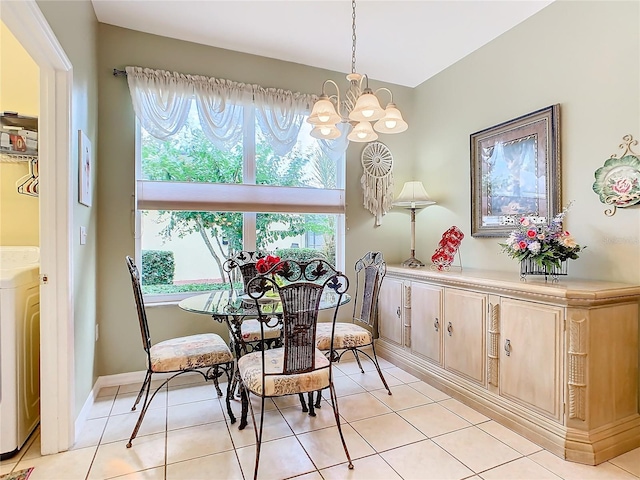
[1,352,639,480]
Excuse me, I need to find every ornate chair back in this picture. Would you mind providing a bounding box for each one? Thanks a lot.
[222,250,266,293]
[125,256,152,364]
[353,251,386,328]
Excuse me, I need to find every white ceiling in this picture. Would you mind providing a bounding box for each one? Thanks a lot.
[92,0,553,88]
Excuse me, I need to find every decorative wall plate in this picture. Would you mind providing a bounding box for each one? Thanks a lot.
[593,135,640,216]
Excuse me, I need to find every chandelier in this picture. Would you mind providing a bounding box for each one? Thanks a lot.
[307,0,408,143]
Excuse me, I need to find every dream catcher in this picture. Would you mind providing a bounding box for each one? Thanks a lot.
[361,141,394,226]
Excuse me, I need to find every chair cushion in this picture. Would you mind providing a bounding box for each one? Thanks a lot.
[238,347,330,396]
[316,322,373,350]
[150,333,232,373]
[241,319,282,342]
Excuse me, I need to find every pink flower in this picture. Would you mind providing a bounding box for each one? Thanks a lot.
[520,218,530,227]
[526,229,537,238]
[518,241,527,250]
[612,178,633,194]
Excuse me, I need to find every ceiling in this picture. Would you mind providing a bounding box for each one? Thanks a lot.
[92,0,553,88]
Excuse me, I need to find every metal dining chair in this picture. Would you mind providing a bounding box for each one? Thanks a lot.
[237,259,354,479]
[313,251,392,409]
[124,256,236,448]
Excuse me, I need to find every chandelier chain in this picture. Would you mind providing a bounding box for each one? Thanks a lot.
[351,0,357,74]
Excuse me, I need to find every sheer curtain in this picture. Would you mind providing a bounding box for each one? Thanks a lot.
[125,66,349,157]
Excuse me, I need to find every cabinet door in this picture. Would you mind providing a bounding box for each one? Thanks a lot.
[444,288,486,386]
[378,277,404,346]
[410,282,443,365]
[500,298,563,422]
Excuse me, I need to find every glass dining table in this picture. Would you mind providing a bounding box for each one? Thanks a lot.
[178,288,351,358]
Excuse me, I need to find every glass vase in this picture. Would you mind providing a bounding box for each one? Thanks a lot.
[520,257,568,282]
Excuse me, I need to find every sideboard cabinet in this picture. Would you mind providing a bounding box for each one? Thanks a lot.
[376,266,640,465]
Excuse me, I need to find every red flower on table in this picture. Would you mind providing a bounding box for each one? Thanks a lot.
[256,255,281,274]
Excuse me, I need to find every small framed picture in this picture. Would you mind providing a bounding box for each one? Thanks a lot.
[79,130,92,206]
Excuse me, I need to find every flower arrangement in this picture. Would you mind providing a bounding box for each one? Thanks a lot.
[255,254,281,274]
[499,205,584,271]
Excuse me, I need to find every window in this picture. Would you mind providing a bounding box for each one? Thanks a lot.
[135,103,345,301]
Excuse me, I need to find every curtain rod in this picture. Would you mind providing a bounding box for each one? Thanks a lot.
[113,68,127,77]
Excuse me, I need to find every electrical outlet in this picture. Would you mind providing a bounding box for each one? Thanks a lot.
[95,323,99,342]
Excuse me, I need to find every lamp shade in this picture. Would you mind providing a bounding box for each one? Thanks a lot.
[374,103,408,134]
[307,95,341,125]
[393,181,436,208]
[310,124,341,140]
[348,91,385,122]
[347,121,378,142]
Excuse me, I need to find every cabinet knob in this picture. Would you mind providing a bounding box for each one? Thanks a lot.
[447,322,453,336]
[434,318,439,331]
[396,306,401,318]
[504,339,511,356]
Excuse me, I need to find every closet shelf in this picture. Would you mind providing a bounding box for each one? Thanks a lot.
[1,153,37,163]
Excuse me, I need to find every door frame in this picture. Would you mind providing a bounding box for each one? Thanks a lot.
[2,0,75,453]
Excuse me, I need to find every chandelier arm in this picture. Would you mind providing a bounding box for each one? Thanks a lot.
[374,87,393,105]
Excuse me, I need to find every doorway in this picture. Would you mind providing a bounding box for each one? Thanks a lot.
[2,0,74,454]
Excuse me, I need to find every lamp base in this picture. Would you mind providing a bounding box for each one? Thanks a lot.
[401,257,425,268]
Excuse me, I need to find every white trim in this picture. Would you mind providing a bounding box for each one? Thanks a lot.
[2,0,75,454]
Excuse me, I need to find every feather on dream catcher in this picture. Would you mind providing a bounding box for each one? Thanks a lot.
[361,141,394,226]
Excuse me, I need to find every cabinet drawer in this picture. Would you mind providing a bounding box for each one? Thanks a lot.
[410,282,443,365]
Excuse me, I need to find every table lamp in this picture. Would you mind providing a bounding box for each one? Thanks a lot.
[393,181,436,267]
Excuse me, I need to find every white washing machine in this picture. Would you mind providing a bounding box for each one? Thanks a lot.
[0,246,40,459]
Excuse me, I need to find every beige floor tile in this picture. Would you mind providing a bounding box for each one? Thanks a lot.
[372,355,396,370]
[101,407,167,444]
[383,367,421,384]
[166,421,234,464]
[167,398,225,430]
[110,466,165,479]
[98,386,119,398]
[0,462,17,475]
[432,426,520,473]
[319,453,402,480]
[440,398,490,424]
[350,412,426,452]
[88,395,116,419]
[334,358,378,375]
[322,375,366,399]
[17,445,96,480]
[408,381,451,401]
[236,436,315,480]
[297,424,375,470]
[291,471,324,480]
[348,371,403,391]
[88,432,166,480]
[228,409,294,448]
[280,400,344,434]
[477,421,543,456]
[273,394,309,409]
[398,403,471,438]
[167,382,219,406]
[167,371,209,388]
[332,392,392,422]
[166,450,243,480]
[111,390,167,416]
[369,384,432,411]
[71,416,108,450]
[529,450,639,480]
[246,395,278,412]
[118,379,166,395]
[480,457,561,479]
[381,439,473,480]
[609,447,640,477]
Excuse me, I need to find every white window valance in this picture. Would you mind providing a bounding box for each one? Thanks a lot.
[125,66,347,157]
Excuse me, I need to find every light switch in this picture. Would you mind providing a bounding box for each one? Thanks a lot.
[80,226,87,245]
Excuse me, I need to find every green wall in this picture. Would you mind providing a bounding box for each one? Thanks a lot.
[96,24,415,375]
[413,0,640,285]
[36,0,99,417]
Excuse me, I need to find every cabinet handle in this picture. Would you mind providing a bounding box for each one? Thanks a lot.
[447,322,453,336]
[504,339,511,356]
[434,318,439,332]
[396,306,401,318]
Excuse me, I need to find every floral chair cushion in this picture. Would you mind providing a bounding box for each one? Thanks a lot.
[238,347,330,396]
[150,333,232,373]
[241,319,282,343]
[316,322,372,350]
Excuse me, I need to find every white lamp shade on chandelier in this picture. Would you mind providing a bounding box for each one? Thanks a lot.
[393,181,436,209]
[306,0,408,143]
